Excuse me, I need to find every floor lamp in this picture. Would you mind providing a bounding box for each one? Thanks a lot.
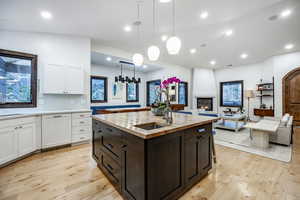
[245,90,255,121]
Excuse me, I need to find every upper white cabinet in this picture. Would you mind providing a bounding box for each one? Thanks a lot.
[43,64,84,94]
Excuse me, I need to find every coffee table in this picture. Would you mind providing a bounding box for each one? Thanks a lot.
[215,113,247,132]
[244,120,280,148]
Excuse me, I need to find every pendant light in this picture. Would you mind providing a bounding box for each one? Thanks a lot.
[147,0,160,61]
[166,0,181,55]
[132,2,144,66]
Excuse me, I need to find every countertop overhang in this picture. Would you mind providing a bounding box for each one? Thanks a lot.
[92,111,219,139]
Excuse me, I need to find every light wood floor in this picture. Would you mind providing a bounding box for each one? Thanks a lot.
[1,128,300,200]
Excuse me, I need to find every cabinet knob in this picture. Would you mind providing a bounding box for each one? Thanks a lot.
[107,163,114,171]
[108,143,114,149]
[121,144,127,149]
[197,135,203,140]
[197,128,206,133]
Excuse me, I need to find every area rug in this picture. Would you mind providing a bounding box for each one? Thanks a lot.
[214,128,292,162]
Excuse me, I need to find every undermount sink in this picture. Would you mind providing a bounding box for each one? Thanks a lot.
[134,122,167,130]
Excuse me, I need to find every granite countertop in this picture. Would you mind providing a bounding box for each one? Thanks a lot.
[0,109,91,120]
[92,111,218,139]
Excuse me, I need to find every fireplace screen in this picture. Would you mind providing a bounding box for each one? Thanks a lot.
[197,98,213,111]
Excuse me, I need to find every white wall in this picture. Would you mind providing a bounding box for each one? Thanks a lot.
[91,64,146,106]
[192,68,217,111]
[145,64,193,109]
[0,30,91,110]
[214,51,300,119]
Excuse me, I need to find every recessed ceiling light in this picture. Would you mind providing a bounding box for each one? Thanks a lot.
[189,48,197,54]
[210,60,216,66]
[106,57,112,62]
[240,53,248,59]
[285,44,294,50]
[200,11,209,19]
[159,0,172,3]
[280,9,292,18]
[224,29,233,37]
[143,65,148,69]
[40,11,52,19]
[123,25,132,32]
[161,35,168,42]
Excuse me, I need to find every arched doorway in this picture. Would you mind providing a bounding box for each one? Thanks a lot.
[283,67,300,125]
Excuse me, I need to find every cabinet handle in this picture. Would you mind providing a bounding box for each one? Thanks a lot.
[197,128,206,133]
[53,115,62,118]
[80,137,85,140]
[80,121,85,124]
[80,129,85,132]
[19,126,23,129]
[80,115,85,117]
[107,143,114,149]
[197,135,203,140]
[106,128,113,132]
[121,144,127,149]
[107,163,114,171]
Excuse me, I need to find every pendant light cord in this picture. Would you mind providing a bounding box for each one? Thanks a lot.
[152,0,156,36]
[172,0,175,35]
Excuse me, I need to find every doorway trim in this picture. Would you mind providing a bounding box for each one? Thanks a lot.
[282,67,300,115]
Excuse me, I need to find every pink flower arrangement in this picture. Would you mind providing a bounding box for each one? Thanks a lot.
[161,77,181,89]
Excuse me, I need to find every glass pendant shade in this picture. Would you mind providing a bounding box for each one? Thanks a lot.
[147,45,160,61]
[166,36,181,55]
[132,53,144,66]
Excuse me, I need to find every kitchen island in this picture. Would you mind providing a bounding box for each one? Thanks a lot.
[92,111,218,200]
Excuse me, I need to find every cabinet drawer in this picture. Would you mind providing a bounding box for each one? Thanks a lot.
[72,112,91,119]
[72,118,91,127]
[184,124,212,140]
[72,125,91,135]
[100,152,121,189]
[72,133,90,143]
[100,123,124,162]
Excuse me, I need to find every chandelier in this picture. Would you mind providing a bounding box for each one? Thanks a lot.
[115,61,141,84]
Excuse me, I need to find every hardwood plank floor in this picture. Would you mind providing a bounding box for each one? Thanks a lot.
[1,128,299,200]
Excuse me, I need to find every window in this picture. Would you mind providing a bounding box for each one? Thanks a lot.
[220,80,244,107]
[146,80,161,106]
[0,49,37,108]
[90,76,107,103]
[126,83,139,102]
[178,81,188,106]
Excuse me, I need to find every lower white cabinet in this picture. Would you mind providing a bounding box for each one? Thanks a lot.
[0,117,36,165]
[0,127,18,165]
[71,112,91,143]
[42,114,72,148]
[18,123,36,157]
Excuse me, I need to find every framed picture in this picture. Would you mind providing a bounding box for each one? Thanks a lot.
[220,80,244,107]
[112,82,123,100]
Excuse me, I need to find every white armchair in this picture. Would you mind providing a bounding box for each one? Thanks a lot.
[269,114,293,146]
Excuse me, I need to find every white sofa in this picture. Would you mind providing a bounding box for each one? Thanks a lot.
[266,114,293,146]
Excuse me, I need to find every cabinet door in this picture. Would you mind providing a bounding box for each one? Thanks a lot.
[92,120,102,162]
[42,114,72,148]
[198,133,212,172]
[122,134,145,200]
[18,123,36,157]
[65,67,84,94]
[43,64,65,94]
[0,127,18,165]
[184,134,201,187]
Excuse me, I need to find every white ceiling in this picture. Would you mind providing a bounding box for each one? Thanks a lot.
[1,0,300,69]
[91,51,162,73]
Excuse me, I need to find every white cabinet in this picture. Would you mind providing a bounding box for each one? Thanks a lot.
[0,127,18,165]
[0,117,36,165]
[42,114,72,148]
[71,112,91,143]
[18,123,36,157]
[43,64,84,94]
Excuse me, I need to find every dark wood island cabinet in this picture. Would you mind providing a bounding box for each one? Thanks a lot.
[92,111,217,200]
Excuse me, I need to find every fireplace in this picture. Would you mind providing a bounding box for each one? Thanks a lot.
[197,98,213,111]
